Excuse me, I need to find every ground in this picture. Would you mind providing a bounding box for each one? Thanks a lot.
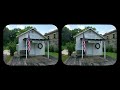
[62,49,117,66]
[6,55,58,66]
[3,50,58,66]
[64,55,116,66]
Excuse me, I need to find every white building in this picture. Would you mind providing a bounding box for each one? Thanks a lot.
[73,28,106,59]
[16,28,49,58]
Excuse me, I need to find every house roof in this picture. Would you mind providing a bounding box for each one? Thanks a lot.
[44,29,58,36]
[73,28,105,39]
[103,29,116,36]
[16,28,46,39]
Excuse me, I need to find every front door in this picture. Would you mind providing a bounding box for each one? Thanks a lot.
[86,43,93,56]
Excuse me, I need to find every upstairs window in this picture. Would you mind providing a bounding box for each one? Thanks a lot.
[107,36,108,39]
[48,36,49,39]
[113,34,115,38]
[54,33,56,38]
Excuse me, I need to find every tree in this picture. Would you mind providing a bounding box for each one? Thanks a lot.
[66,42,75,56]
[3,27,10,47]
[62,27,72,45]
[8,41,16,56]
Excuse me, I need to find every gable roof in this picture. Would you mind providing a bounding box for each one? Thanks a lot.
[16,28,46,39]
[44,29,58,36]
[73,29,105,39]
[103,29,116,36]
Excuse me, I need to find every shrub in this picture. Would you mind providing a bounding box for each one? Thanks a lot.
[54,46,59,53]
[106,45,113,52]
[8,41,16,56]
[49,45,54,52]
[66,42,75,56]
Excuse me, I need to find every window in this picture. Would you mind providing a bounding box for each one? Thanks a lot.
[54,33,56,38]
[107,36,108,39]
[48,36,49,39]
[113,34,115,38]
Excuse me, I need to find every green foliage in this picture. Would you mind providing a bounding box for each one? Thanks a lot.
[49,45,54,52]
[3,27,10,46]
[8,41,16,56]
[62,45,67,50]
[62,27,72,46]
[3,26,34,50]
[66,42,75,56]
[53,46,59,52]
[106,45,113,52]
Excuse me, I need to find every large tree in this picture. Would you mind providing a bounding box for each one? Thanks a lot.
[3,27,10,47]
[62,27,72,45]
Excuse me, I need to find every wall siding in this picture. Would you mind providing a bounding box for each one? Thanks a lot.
[75,30,103,56]
[18,30,45,56]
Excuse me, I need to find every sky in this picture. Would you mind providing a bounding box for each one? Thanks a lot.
[65,24,116,35]
[6,24,116,35]
[6,24,57,35]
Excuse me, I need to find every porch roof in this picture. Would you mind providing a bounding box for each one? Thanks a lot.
[80,38,105,41]
[23,38,49,41]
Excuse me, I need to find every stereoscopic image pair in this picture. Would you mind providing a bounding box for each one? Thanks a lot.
[3,24,117,66]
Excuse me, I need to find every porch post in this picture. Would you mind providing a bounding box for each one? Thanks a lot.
[26,39,27,59]
[82,39,83,59]
[48,40,49,59]
[104,41,106,59]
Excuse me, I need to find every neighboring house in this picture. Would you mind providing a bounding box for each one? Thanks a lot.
[44,29,58,49]
[73,29,106,57]
[103,30,117,51]
[16,28,48,56]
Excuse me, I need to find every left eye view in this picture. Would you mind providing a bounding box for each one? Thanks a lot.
[3,24,59,66]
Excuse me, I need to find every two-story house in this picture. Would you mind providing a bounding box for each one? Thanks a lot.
[44,29,58,51]
[103,30,117,51]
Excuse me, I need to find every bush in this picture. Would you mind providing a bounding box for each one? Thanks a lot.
[66,42,75,56]
[8,41,16,56]
[49,45,54,52]
[54,46,59,53]
[106,45,113,52]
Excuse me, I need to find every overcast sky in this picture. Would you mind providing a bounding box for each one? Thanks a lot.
[6,24,116,35]
[65,24,116,35]
[6,24,57,35]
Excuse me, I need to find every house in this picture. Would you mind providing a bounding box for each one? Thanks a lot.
[73,28,106,59]
[44,29,58,50]
[16,28,49,58]
[103,30,117,51]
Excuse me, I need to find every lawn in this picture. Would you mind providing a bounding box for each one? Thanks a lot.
[106,52,117,59]
[62,54,69,63]
[45,52,58,58]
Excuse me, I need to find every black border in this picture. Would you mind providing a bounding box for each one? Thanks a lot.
[0,13,120,73]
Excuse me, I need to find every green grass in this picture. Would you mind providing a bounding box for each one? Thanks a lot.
[62,55,69,62]
[45,52,58,58]
[5,55,12,63]
[106,52,117,59]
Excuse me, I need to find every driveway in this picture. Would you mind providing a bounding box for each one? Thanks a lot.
[7,55,58,66]
[64,55,116,66]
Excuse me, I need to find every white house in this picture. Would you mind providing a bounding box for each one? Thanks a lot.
[16,28,49,58]
[73,28,106,59]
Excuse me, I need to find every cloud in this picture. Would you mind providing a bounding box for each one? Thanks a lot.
[48,27,57,32]
[77,25,85,30]
[16,25,25,29]
[65,25,71,29]
[6,25,10,29]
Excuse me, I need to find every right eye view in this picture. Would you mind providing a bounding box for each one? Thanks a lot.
[62,24,117,66]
